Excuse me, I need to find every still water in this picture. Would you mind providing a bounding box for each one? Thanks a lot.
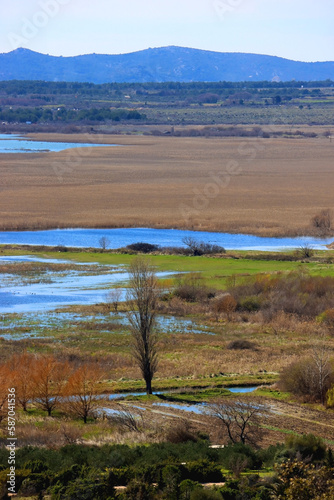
[0,227,331,251]
[0,134,118,153]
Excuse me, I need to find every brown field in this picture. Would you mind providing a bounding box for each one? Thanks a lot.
[1,132,333,236]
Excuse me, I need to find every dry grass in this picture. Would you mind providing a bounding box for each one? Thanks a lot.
[1,133,334,236]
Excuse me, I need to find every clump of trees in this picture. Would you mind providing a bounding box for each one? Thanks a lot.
[125,242,160,253]
[0,106,146,124]
[182,237,226,256]
[2,353,105,422]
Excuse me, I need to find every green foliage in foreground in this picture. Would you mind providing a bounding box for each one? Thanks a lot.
[0,436,332,498]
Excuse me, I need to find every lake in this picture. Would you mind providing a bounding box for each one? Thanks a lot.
[0,134,118,153]
[0,227,331,251]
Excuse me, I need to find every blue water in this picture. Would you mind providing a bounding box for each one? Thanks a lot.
[0,227,331,251]
[0,134,118,153]
[0,255,174,314]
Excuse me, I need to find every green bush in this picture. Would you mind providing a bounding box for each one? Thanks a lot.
[238,296,262,312]
[276,434,327,463]
[185,460,224,483]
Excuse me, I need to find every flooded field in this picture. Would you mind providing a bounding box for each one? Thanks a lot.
[0,254,213,339]
[0,255,127,314]
[0,310,215,341]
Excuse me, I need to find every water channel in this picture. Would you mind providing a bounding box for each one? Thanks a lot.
[0,227,332,251]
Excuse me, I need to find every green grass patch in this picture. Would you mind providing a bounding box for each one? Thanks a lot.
[3,246,334,289]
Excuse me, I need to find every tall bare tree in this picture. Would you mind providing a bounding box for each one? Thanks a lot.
[126,257,159,395]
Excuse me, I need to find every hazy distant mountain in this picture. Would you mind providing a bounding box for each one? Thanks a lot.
[0,46,333,83]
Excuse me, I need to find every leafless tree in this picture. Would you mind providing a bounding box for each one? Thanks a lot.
[63,364,106,423]
[207,398,268,447]
[310,339,332,405]
[126,257,160,395]
[280,335,333,405]
[106,286,123,313]
[99,236,110,250]
[107,403,144,432]
[311,209,332,236]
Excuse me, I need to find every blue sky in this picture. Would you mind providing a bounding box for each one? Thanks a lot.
[1,0,333,61]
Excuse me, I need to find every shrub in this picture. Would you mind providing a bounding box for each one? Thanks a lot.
[279,354,334,404]
[231,273,334,319]
[174,273,213,302]
[296,245,314,259]
[311,209,332,235]
[211,294,237,321]
[54,245,68,252]
[190,489,222,499]
[227,339,258,350]
[165,421,199,444]
[23,460,48,473]
[182,237,225,256]
[238,296,262,312]
[284,434,327,462]
[126,242,160,253]
[318,308,334,331]
[185,459,225,483]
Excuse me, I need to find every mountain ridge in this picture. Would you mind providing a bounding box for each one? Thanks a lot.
[0,46,333,83]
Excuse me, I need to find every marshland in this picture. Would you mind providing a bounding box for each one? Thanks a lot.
[1,79,334,498]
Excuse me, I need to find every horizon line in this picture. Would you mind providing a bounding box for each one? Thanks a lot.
[2,45,333,64]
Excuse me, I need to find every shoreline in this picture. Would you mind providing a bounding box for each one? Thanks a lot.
[0,223,332,240]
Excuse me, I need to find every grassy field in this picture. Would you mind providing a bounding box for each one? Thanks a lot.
[0,133,334,236]
[3,246,334,286]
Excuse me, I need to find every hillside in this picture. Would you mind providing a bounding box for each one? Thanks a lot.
[0,46,333,83]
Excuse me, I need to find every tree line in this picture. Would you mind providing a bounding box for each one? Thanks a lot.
[0,353,104,423]
[0,107,145,123]
[0,79,332,97]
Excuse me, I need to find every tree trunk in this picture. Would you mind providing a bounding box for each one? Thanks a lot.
[145,377,152,395]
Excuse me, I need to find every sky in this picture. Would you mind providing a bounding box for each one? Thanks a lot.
[1,0,333,61]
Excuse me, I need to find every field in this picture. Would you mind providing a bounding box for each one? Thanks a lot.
[1,132,334,236]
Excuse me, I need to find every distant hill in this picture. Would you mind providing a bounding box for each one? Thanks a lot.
[0,46,333,83]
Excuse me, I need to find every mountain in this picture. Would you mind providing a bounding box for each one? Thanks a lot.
[0,46,333,83]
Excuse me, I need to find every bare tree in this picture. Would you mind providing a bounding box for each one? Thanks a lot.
[311,209,332,236]
[107,403,144,432]
[63,364,105,423]
[106,286,123,313]
[99,236,110,250]
[280,336,333,405]
[31,355,69,416]
[310,339,332,405]
[126,257,159,395]
[207,398,268,447]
